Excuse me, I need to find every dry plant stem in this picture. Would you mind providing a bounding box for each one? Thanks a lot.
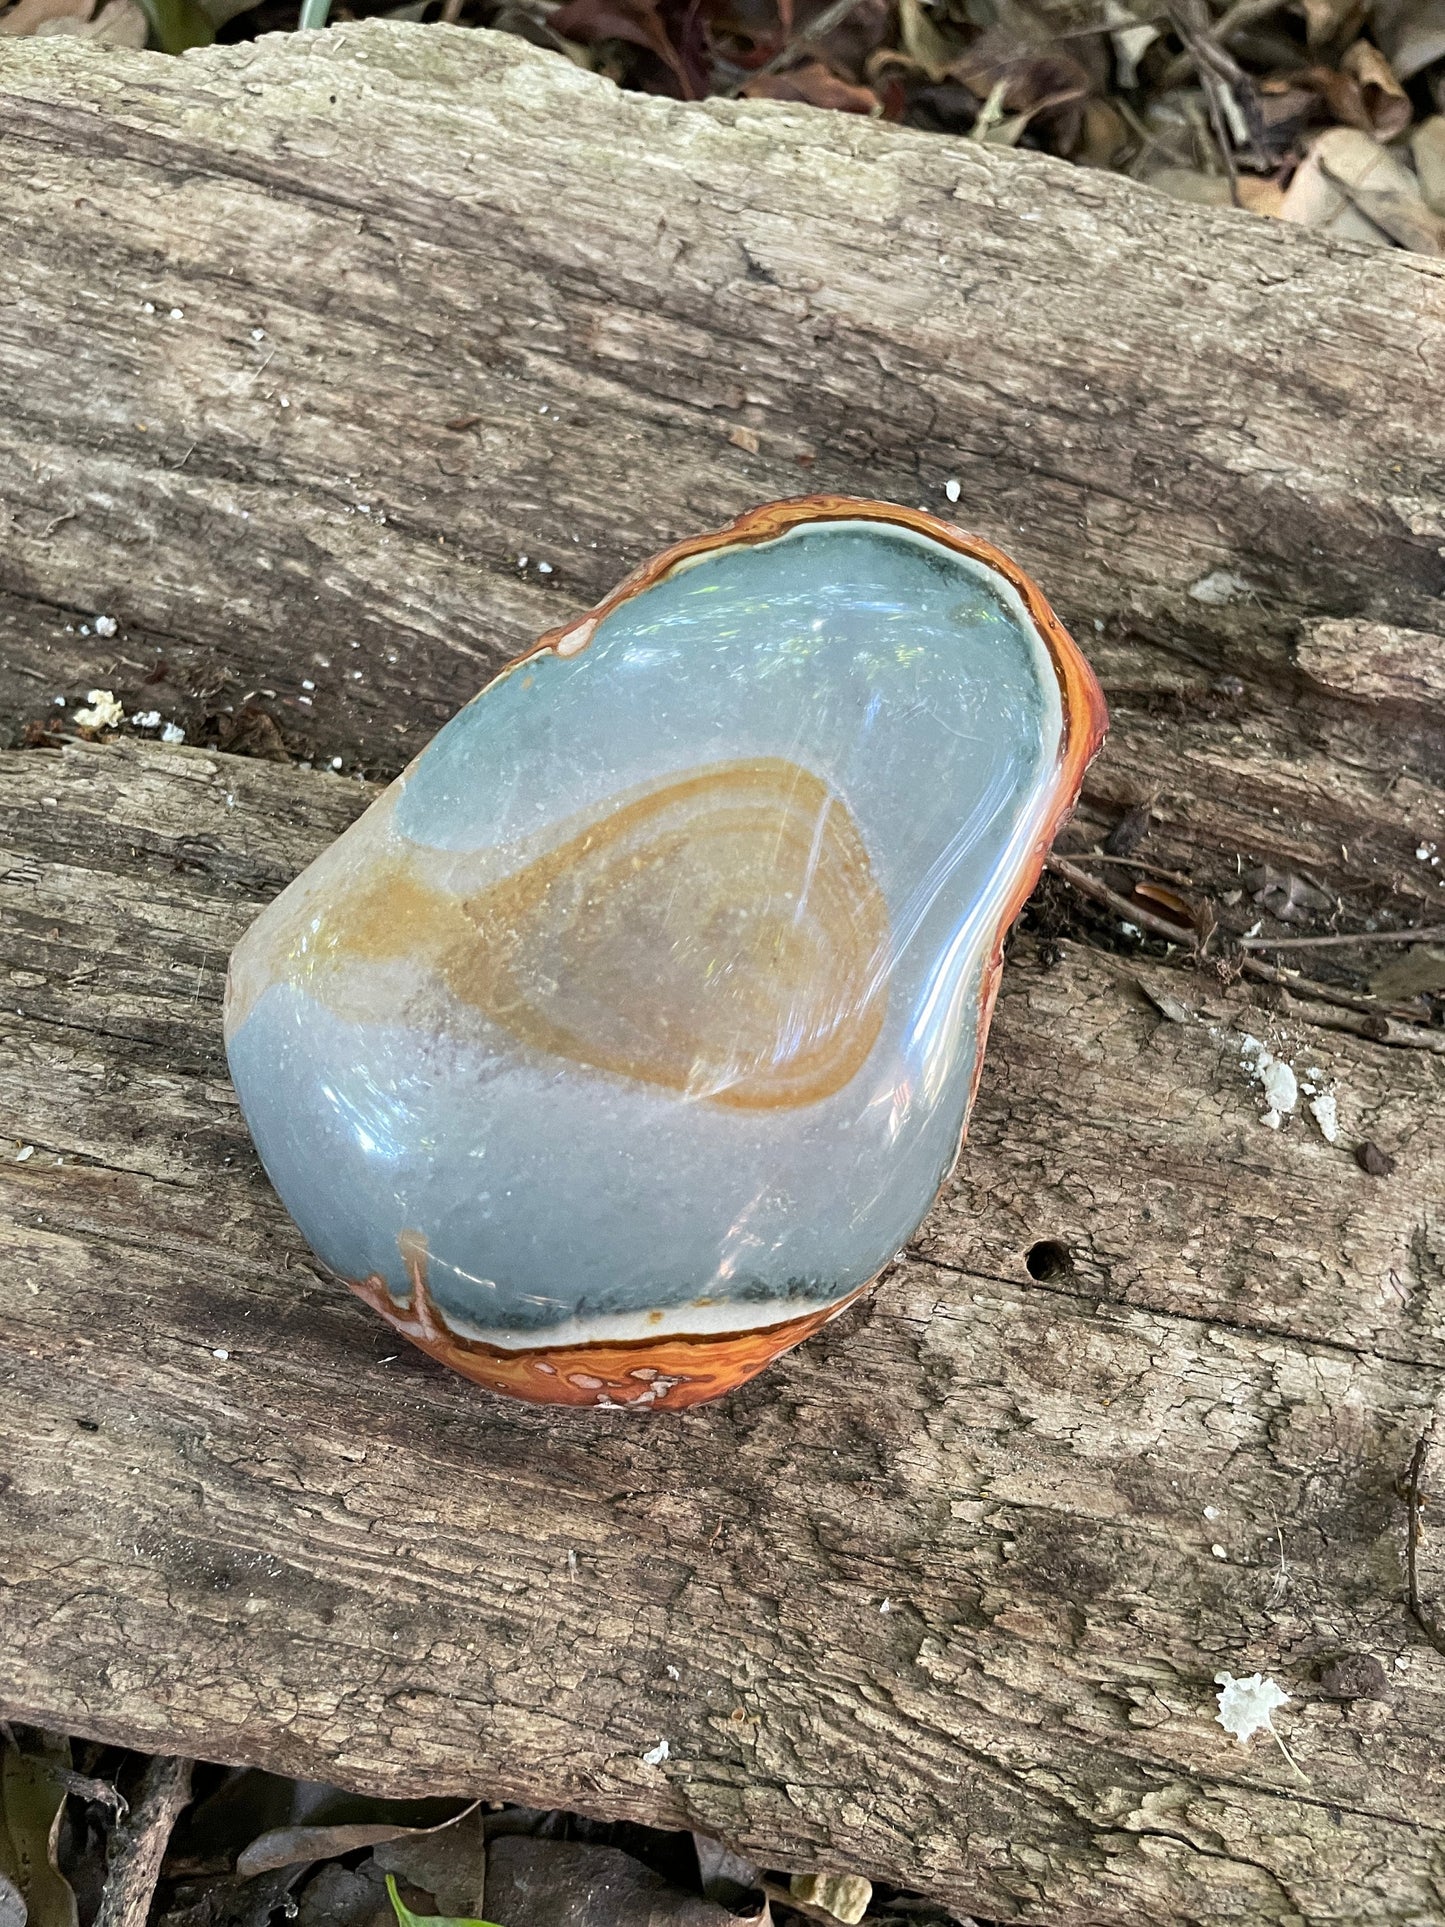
[1045,853,1438,1033]
[1060,850,1197,887]
[1242,926,1445,950]
[94,1756,193,1927]
[1162,0,1268,166]
[1405,1432,1445,1659]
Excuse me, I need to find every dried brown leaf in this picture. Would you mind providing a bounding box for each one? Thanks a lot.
[548,0,701,95]
[1277,123,1413,241]
[743,55,879,106]
[239,1829,435,1881]
[1339,37,1411,139]
[239,1808,481,1882]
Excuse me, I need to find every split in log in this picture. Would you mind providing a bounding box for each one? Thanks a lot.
[1,23,1445,1927]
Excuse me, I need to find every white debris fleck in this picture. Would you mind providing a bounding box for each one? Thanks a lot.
[1120,920,1141,939]
[74,689,124,729]
[16,1146,35,1163]
[641,1739,670,1767]
[1204,1505,1220,1520]
[666,1664,680,1680]
[1215,1671,1290,1746]
[537,561,554,575]
[945,477,961,503]
[169,307,184,320]
[1189,569,1251,606]
[131,710,161,729]
[160,722,186,745]
[1309,1092,1340,1144]
[251,328,266,341]
[301,678,315,690]
[1211,1543,1228,1559]
[879,1597,892,1613]
[93,614,118,638]
[1417,844,1435,861]
[212,1348,229,1360]
[1240,1035,1298,1121]
[1261,1057,1298,1114]
[1262,1110,1282,1130]
[141,301,155,314]
[330,756,344,770]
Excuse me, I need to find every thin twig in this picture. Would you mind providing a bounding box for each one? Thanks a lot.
[1406,1431,1445,1659]
[1046,853,1444,1037]
[1242,926,1445,951]
[1056,850,1197,888]
[95,1756,193,1927]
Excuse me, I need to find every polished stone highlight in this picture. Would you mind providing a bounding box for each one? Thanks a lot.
[224,499,1107,1409]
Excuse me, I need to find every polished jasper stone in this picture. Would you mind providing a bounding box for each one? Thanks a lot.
[224,501,1105,1408]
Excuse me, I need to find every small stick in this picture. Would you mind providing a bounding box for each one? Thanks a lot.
[1046,853,1437,1030]
[1406,1433,1445,1660]
[95,1756,193,1927]
[1242,926,1445,951]
[1057,851,1197,888]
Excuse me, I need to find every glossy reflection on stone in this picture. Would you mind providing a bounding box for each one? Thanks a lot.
[224,499,1107,1409]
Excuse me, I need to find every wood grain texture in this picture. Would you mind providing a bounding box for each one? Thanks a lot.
[4,740,1445,1927]
[2,23,1445,1925]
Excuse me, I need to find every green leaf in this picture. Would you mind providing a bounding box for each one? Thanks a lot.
[385,1873,504,1927]
[133,0,215,51]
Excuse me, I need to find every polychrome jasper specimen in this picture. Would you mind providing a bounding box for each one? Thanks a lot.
[224,499,1106,1410]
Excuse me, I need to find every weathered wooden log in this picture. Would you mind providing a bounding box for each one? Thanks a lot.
[2,23,1444,1927]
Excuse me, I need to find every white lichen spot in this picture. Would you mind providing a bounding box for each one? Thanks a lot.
[161,722,186,745]
[131,710,161,730]
[641,1739,670,1767]
[74,689,124,729]
[1309,1092,1340,1144]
